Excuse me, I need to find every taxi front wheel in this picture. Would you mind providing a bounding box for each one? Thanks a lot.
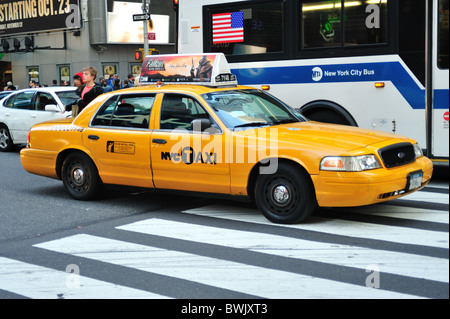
[62,152,103,200]
[255,163,317,224]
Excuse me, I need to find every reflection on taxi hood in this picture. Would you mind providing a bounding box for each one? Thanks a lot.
[232,121,414,153]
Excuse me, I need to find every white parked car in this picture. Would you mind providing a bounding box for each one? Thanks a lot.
[0,87,79,151]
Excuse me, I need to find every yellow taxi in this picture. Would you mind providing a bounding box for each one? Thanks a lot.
[20,54,433,224]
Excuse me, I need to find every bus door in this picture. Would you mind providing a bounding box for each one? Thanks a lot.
[429,0,449,160]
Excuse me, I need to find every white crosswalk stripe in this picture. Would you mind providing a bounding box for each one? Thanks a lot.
[117,218,449,283]
[399,189,448,204]
[1,183,448,299]
[351,204,448,223]
[0,257,169,299]
[181,205,449,248]
[34,234,422,299]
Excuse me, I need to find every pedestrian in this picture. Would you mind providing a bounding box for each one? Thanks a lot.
[29,80,36,88]
[73,72,84,97]
[99,76,113,93]
[52,80,58,86]
[108,74,122,90]
[70,66,103,117]
[127,73,135,87]
[6,81,16,90]
[123,79,130,88]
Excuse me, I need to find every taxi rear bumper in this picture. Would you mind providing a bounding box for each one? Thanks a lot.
[312,156,433,207]
[20,148,60,180]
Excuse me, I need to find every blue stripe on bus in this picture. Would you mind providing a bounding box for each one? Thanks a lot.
[434,90,450,109]
[231,61,449,110]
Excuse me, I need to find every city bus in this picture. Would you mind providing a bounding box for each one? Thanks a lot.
[176,0,449,165]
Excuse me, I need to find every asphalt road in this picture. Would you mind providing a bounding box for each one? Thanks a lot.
[0,146,209,243]
[0,146,448,301]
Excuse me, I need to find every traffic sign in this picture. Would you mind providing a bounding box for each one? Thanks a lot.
[133,14,150,22]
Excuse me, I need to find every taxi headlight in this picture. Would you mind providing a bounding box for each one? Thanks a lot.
[413,143,423,159]
[320,155,382,172]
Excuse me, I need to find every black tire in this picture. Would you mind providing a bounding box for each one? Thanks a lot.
[0,125,14,152]
[306,109,350,125]
[255,163,317,224]
[62,152,103,200]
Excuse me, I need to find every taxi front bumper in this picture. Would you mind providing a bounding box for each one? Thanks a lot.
[312,156,433,207]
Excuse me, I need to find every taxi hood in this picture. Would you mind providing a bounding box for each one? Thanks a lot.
[233,121,416,154]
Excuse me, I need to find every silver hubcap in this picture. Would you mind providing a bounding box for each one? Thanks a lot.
[72,168,85,186]
[0,129,8,148]
[273,185,290,205]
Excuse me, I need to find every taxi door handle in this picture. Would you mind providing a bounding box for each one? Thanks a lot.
[152,138,167,144]
[88,135,100,140]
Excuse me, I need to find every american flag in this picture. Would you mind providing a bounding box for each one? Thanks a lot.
[212,11,244,44]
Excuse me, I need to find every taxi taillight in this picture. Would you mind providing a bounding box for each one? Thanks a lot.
[27,130,31,147]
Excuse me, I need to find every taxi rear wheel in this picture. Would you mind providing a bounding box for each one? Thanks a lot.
[255,163,316,224]
[62,152,102,200]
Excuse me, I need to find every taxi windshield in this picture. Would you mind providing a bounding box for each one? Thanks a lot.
[202,89,306,130]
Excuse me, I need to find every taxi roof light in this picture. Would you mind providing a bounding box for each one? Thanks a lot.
[139,53,238,87]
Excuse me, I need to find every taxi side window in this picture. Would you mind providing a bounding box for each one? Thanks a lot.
[160,94,211,130]
[92,94,155,129]
[91,97,117,126]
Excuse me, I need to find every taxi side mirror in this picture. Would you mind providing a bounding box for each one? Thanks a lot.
[44,104,60,112]
[191,118,212,132]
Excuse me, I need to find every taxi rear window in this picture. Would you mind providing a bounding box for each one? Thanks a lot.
[92,94,155,129]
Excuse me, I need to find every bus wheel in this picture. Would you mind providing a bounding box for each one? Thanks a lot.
[301,101,357,126]
[255,163,317,224]
[306,109,351,125]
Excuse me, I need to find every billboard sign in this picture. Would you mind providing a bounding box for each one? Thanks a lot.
[106,1,169,44]
[0,0,81,36]
[140,53,238,86]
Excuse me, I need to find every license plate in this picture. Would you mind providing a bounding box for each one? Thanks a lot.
[407,171,423,191]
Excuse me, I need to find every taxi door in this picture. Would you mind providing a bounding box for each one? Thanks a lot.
[82,94,156,188]
[150,93,230,194]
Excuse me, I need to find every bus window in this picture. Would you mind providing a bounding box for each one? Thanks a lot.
[438,0,449,69]
[301,0,342,48]
[344,0,388,46]
[207,1,284,56]
[301,0,388,49]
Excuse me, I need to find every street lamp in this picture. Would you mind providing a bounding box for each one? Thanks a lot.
[142,0,151,56]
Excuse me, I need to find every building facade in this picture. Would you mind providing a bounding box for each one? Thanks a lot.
[0,0,177,90]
